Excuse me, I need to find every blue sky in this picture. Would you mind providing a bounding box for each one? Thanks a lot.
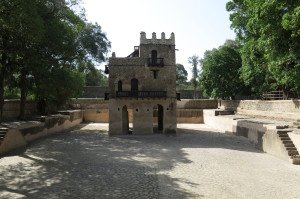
[83,0,236,79]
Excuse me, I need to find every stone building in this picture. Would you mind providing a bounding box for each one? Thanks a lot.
[107,31,177,135]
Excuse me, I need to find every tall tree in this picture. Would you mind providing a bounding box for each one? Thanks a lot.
[227,0,300,98]
[188,55,200,99]
[0,0,111,120]
[176,64,188,89]
[200,45,244,99]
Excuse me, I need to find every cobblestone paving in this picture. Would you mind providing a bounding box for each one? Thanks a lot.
[1,123,300,199]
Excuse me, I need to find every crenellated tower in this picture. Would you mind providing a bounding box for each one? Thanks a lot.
[107,32,177,135]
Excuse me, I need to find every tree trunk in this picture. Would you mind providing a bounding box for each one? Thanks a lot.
[283,88,289,100]
[19,69,27,120]
[0,67,4,123]
[0,51,8,123]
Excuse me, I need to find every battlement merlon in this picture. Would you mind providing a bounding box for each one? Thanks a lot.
[140,31,175,45]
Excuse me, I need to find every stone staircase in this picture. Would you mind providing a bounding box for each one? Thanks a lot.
[0,128,8,146]
[277,128,300,165]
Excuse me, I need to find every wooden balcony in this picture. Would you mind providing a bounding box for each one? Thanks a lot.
[147,58,164,67]
[116,91,167,98]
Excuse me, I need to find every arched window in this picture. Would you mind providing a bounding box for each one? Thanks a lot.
[118,80,122,91]
[131,78,138,91]
[151,50,157,65]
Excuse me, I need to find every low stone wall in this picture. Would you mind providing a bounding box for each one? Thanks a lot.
[176,90,205,99]
[0,110,82,156]
[70,98,108,109]
[177,109,203,123]
[177,99,218,109]
[82,86,108,98]
[221,100,300,121]
[70,99,217,123]
[203,109,300,164]
[2,100,37,121]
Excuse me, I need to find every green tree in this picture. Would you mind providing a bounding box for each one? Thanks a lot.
[176,64,188,89]
[227,0,300,98]
[86,69,108,86]
[188,55,200,99]
[200,45,243,99]
[0,0,111,120]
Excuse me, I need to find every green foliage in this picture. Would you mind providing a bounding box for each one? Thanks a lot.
[86,69,108,86]
[34,68,85,114]
[188,55,200,98]
[200,44,244,99]
[227,0,300,96]
[176,64,188,89]
[0,0,111,120]
[4,86,20,99]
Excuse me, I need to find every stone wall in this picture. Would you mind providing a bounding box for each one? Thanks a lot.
[82,87,108,98]
[82,87,206,99]
[176,90,206,99]
[0,110,82,156]
[177,99,218,109]
[2,100,37,121]
[70,98,108,109]
[220,100,300,121]
[70,99,218,124]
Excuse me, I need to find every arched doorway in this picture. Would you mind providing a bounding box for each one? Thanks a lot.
[131,78,138,97]
[157,104,163,131]
[122,105,129,134]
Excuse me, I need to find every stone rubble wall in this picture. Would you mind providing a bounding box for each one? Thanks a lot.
[203,109,300,164]
[70,99,218,124]
[221,100,300,121]
[0,110,82,156]
[2,100,37,121]
[82,86,108,98]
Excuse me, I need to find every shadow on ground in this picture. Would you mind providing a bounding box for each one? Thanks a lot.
[0,123,261,199]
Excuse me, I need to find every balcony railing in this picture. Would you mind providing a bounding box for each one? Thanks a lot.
[116,91,167,98]
[147,58,164,67]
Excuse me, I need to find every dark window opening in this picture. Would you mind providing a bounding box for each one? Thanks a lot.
[131,78,138,91]
[153,70,158,79]
[118,80,122,91]
[151,50,158,65]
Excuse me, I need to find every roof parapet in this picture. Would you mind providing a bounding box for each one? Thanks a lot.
[140,31,175,45]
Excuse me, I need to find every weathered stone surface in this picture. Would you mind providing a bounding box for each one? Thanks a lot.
[108,32,177,135]
[1,123,300,199]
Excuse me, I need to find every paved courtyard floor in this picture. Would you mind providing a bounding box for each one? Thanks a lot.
[1,123,300,199]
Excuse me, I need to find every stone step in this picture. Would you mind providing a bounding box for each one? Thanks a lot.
[284,143,295,148]
[293,121,300,126]
[288,150,299,156]
[277,129,293,133]
[278,134,289,137]
[286,147,297,151]
[291,156,300,165]
[283,140,293,144]
[280,137,291,141]
[215,110,235,116]
[276,125,289,129]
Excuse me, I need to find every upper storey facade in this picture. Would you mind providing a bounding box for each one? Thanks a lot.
[108,32,177,99]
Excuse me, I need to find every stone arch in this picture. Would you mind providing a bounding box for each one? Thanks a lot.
[122,105,129,134]
[153,104,164,133]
